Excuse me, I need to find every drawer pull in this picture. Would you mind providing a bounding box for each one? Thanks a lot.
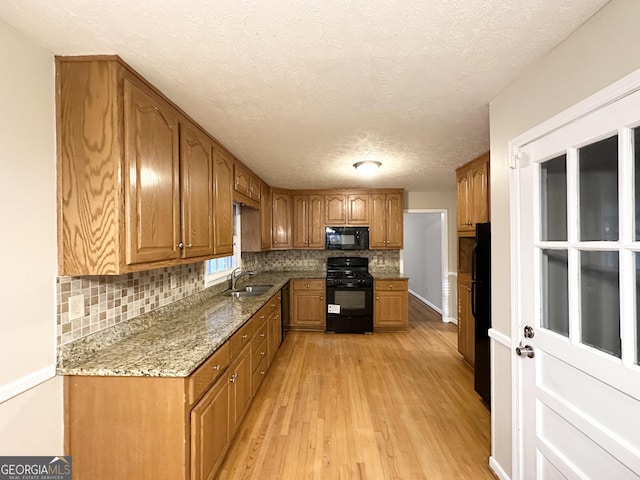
[260,333,266,338]
[260,371,266,375]
[242,334,248,339]
[260,351,266,356]
[229,373,238,383]
[213,364,221,371]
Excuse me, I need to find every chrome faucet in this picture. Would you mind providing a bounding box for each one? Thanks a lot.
[231,267,255,291]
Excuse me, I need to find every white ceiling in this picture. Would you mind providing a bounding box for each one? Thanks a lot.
[0,0,609,191]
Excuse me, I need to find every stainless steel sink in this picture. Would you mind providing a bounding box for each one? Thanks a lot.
[225,284,274,298]
[226,291,263,298]
[243,284,274,293]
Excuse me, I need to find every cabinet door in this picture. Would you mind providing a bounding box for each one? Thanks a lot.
[233,163,250,197]
[457,276,474,365]
[190,376,229,480]
[271,190,292,249]
[369,194,387,248]
[374,281,408,329]
[291,284,325,328]
[124,77,181,265]
[456,170,471,231]
[249,176,261,202]
[229,344,252,435]
[384,193,403,248]
[260,183,272,250]
[213,147,234,256]
[292,194,309,248]
[325,194,346,225]
[307,195,325,248]
[470,161,489,226]
[346,194,369,225]
[180,123,214,259]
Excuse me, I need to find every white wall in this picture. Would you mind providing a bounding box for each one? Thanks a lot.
[489,0,640,476]
[403,212,442,310]
[0,19,63,454]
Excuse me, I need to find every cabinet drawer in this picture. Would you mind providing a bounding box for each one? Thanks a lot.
[230,320,253,359]
[292,279,325,291]
[188,342,230,405]
[252,355,268,396]
[252,336,268,372]
[374,279,407,291]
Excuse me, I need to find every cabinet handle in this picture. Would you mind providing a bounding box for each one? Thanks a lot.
[242,334,248,339]
[260,370,266,375]
[186,243,193,248]
[213,364,220,371]
[176,242,184,249]
[260,333,266,338]
[229,373,238,383]
[320,296,323,300]
[260,351,266,356]
[376,296,380,300]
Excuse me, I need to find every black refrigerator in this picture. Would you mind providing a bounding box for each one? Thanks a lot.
[472,222,491,407]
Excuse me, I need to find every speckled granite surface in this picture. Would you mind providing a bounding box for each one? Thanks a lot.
[57,271,323,378]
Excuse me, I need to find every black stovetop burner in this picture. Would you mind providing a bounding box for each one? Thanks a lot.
[326,257,373,286]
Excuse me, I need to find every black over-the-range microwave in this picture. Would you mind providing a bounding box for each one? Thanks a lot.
[325,226,369,250]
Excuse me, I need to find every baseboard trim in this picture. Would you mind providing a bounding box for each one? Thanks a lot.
[489,456,511,480]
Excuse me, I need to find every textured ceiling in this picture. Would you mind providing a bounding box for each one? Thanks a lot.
[0,0,608,191]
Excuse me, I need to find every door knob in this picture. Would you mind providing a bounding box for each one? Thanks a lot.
[515,344,535,358]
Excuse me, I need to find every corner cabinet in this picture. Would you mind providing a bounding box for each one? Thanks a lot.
[370,192,404,249]
[57,56,234,275]
[373,279,408,331]
[456,152,489,234]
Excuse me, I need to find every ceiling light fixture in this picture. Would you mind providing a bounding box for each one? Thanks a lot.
[353,160,382,175]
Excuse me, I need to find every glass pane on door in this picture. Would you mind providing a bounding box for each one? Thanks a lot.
[540,155,568,241]
[579,135,619,241]
[580,250,620,357]
[541,249,569,336]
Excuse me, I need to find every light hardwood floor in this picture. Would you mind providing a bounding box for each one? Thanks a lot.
[217,296,495,479]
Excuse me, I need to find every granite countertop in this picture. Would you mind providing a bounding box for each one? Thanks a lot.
[57,271,324,378]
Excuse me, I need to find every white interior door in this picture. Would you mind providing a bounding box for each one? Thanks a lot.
[513,84,640,479]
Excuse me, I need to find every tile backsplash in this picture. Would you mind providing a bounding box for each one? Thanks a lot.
[56,249,400,347]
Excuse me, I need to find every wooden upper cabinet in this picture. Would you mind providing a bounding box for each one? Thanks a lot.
[325,194,346,225]
[346,194,369,225]
[369,192,403,249]
[260,183,272,250]
[271,189,292,249]
[233,161,260,209]
[213,146,234,256]
[57,56,235,275]
[179,122,214,259]
[292,194,324,249]
[123,76,182,266]
[324,193,369,225]
[456,152,489,233]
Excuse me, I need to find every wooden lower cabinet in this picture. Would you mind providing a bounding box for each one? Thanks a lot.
[65,291,283,480]
[457,275,475,366]
[191,374,230,480]
[373,279,408,331]
[290,279,326,331]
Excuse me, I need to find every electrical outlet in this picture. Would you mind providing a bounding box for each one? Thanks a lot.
[170,274,177,289]
[69,294,85,320]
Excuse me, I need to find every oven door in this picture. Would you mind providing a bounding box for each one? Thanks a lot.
[326,285,373,333]
[326,286,372,316]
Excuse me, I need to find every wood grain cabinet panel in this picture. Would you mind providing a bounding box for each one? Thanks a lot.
[57,56,235,274]
[370,193,403,249]
[271,189,292,249]
[179,122,214,259]
[346,194,369,225]
[457,275,474,366]
[456,152,489,233]
[374,279,408,331]
[213,146,234,256]
[290,279,325,330]
[293,194,325,248]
